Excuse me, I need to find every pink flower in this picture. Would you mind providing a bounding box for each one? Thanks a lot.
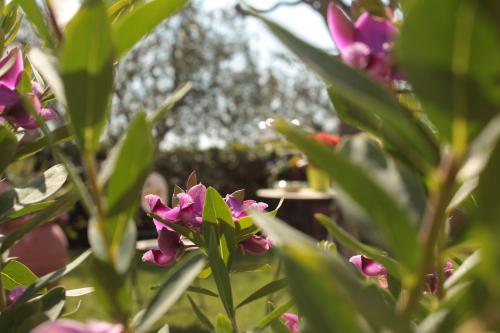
[6,286,27,307]
[327,3,399,81]
[0,49,57,129]
[147,184,207,230]
[349,255,386,276]
[349,255,454,293]
[282,312,299,333]
[239,234,271,255]
[144,184,272,266]
[142,227,183,267]
[225,194,271,255]
[30,320,123,333]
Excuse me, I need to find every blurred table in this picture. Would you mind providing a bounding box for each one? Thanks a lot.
[257,188,337,240]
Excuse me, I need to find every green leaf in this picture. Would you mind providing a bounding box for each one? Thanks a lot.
[203,187,236,266]
[0,164,69,221]
[60,0,114,153]
[37,287,66,320]
[236,278,288,310]
[14,125,71,161]
[203,223,235,321]
[111,0,189,59]
[0,124,17,175]
[187,286,218,298]
[215,313,232,333]
[0,287,66,332]
[134,253,206,333]
[340,134,427,226]
[147,82,192,125]
[102,112,153,272]
[253,13,439,171]
[256,300,294,330]
[315,213,401,278]
[1,260,38,291]
[252,212,412,333]
[275,121,420,271]
[15,0,54,48]
[17,250,91,303]
[358,0,387,17]
[397,0,500,141]
[187,295,214,330]
[89,257,132,323]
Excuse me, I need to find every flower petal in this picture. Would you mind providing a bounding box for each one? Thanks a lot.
[0,48,23,91]
[349,255,386,276]
[145,194,173,230]
[187,183,207,214]
[239,235,270,255]
[225,194,244,219]
[157,227,182,257]
[0,85,20,107]
[327,3,355,52]
[281,312,299,333]
[354,13,396,54]
[340,42,371,69]
[142,249,175,267]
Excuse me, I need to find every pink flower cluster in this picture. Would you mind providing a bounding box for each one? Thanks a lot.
[143,183,271,266]
[0,48,57,129]
[327,3,401,82]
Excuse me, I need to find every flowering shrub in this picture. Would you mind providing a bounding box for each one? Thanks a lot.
[0,0,498,332]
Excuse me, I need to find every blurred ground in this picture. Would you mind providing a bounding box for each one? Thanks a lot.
[62,249,286,333]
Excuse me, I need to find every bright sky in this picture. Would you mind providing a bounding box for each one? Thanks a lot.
[52,0,334,50]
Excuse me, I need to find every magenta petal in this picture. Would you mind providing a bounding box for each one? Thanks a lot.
[226,194,244,219]
[239,235,270,255]
[30,320,124,333]
[86,321,124,333]
[142,249,175,267]
[187,183,207,214]
[157,227,182,256]
[281,313,299,333]
[0,85,20,106]
[146,194,172,230]
[177,192,194,209]
[349,255,386,276]
[327,3,355,52]
[340,42,371,69]
[243,200,268,212]
[354,13,396,54]
[0,48,23,90]
[5,93,52,129]
[6,286,27,306]
[30,320,88,333]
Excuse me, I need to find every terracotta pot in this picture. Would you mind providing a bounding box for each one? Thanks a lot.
[1,219,69,277]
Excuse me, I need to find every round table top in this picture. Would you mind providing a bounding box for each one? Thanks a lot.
[256,188,336,200]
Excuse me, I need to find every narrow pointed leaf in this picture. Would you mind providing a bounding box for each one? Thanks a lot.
[112,0,189,58]
[134,253,206,333]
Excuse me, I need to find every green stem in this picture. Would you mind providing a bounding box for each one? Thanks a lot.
[0,259,6,312]
[22,96,95,215]
[399,152,459,316]
[82,153,104,220]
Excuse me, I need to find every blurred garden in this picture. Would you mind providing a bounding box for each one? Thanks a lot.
[1,0,500,332]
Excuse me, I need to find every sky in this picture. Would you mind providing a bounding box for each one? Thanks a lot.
[52,0,334,51]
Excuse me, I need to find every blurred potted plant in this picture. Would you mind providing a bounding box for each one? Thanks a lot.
[306,132,341,192]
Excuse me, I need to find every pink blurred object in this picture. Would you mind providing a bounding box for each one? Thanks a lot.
[0,218,69,277]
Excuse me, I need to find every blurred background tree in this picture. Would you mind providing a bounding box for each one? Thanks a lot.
[110,2,337,149]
